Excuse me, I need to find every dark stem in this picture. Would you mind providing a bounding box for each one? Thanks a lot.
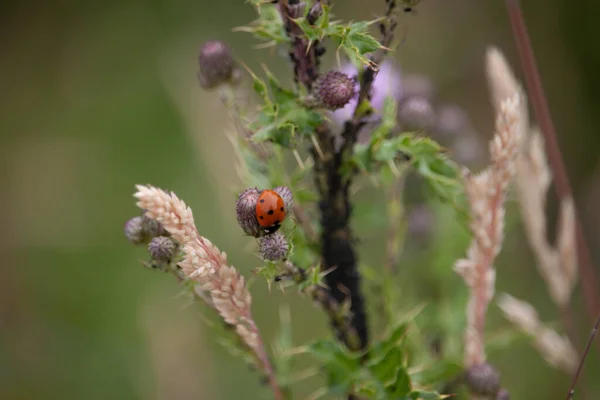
[276,0,371,354]
[566,314,600,400]
[504,0,600,347]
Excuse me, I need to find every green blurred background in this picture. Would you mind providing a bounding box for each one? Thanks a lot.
[2,0,600,399]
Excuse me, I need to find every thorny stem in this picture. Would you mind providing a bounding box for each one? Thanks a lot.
[504,0,600,343]
[278,261,361,348]
[275,0,372,356]
[566,314,600,400]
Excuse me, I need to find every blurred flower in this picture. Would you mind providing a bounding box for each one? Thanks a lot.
[148,236,178,262]
[400,73,434,101]
[236,188,263,238]
[313,71,357,110]
[397,96,436,131]
[451,133,484,167]
[330,61,402,126]
[496,389,511,400]
[407,204,434,238]
[124,216,145,245]
[197,40,238,89]
[435,103,471,139]
[259,231,289,261]
[465,362,501,397]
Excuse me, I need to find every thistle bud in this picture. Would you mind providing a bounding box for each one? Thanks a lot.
[397,96,436,132]
[273,186,294,211]
[496,389,510,400]
[465,363,501,397]
[197,40,237,89]
[124,216,144,245]
[148,236,178,263]
[236,188,263,238]
[307,2,323,23]
[313,71,356,110]
[259,231,289,261]
[141,215,168,238]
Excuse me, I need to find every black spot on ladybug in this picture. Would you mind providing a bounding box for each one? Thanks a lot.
[259,216,264,219]
[280,207,284,212]
[259,199,265,203]
[267,210,274,215]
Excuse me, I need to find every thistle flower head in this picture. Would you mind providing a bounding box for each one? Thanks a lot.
[124,216,145,244]
[142,214,168,238]
[259,232,289,262]
[313,71,357,110]
[235,188,264,238]
[465,362,501,397]
[148,236,178,262]
[496,389,511,400]
[197,40,237,89]
[272,186,294,211]
[330,61,402,125]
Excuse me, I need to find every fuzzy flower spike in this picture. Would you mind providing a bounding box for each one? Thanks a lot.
[454,91,523,369]
[133,185,282,399]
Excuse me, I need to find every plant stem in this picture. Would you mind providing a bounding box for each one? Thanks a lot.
[276,0,370,353]
[504,0,600,343]
[566,314,600,399]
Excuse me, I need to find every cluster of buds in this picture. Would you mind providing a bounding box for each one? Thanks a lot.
[124,214,179,268]
[236,186,293,262]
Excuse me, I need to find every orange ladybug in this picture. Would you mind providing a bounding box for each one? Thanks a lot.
[255,189,286,234]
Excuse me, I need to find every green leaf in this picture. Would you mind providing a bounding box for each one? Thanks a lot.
[237,4,288,46]
[409,360,463,387]
[247,66,323,147]
[305,339,362,394]
[388,367,412,398]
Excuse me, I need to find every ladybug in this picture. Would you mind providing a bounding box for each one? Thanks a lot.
[255,189,286,234]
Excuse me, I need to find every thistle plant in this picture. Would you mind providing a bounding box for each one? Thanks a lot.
[120,1,598,399]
